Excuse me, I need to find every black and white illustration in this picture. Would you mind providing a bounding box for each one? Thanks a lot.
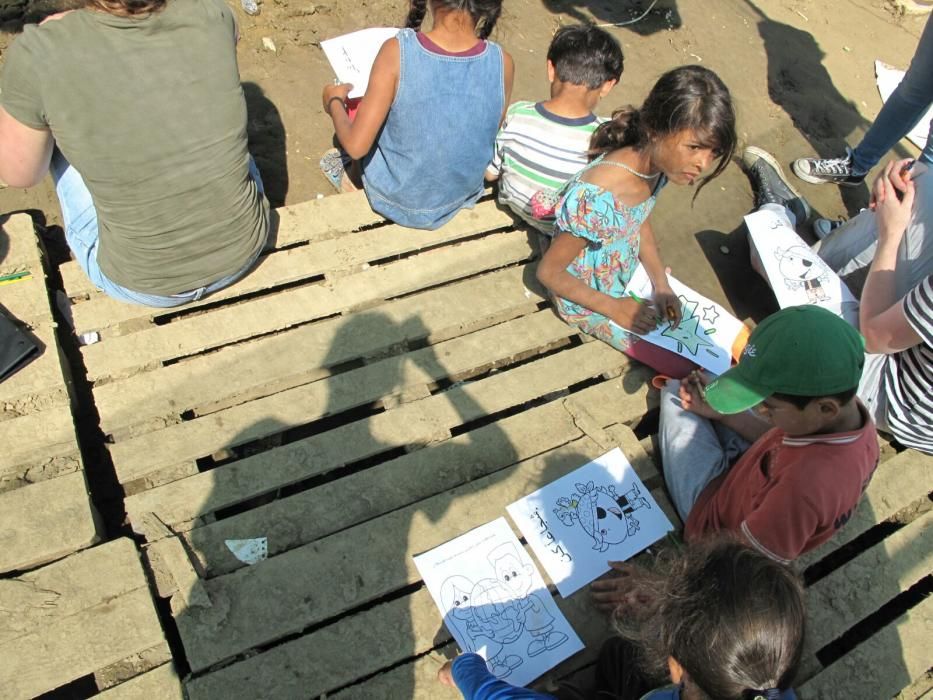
[553,481,650,553]
[414,518,584,687]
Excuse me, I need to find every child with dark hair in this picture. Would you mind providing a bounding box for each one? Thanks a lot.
[437,539,806,700]
[659,305,880,563]
[320,0,514,229]
[536,65,737,378]
[486,24,623,234]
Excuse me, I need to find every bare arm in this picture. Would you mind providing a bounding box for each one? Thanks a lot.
[537,231,658,334]
[500,49,514,126]
[860,160,923,353]
[321,38,400,161]
[637,218,682,327]
[0,106,53,188]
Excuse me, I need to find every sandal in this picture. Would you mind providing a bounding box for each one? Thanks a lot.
[319,148,358,193]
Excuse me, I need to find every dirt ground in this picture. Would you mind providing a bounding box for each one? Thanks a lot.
[0,0,929,316]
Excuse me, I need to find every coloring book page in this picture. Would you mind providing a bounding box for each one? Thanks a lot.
[413,518,583,687]
[745,208,858,325]
[506,448,673,597]
[321,27,400,99]
[618,264,748,376]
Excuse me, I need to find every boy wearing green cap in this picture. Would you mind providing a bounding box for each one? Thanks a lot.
[659,305,880,563]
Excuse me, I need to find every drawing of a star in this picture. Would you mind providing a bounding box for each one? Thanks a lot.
[701,305,719,324]
[661,298,715,356]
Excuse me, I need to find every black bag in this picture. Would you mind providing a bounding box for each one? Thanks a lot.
[0,307,40,382]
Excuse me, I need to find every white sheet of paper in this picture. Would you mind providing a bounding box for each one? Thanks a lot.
[413,518,583,687]
[507,449,673,598]
[321,27,400,99]
[617,264,747,375]
[876,60,932,151]
[745,208,858,324]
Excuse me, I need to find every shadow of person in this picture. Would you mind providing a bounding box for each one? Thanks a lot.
[539,0,681,36]
[242,82,288,208]
[744,0,914,217]
[177,310,544,697]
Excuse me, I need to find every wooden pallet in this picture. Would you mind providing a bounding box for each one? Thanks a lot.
[0,213,100,573]
[59,193,681,697]
[0,538,177,699]
[795,446,932,699]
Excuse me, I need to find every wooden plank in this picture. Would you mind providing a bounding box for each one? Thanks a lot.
[110,310,574,483]
[798,449,933,570]
[800,510,932,680]
[0,471,99,574]
[0,324,70,416]
[0,403,78,473]
[69,199,514,335]
[92,264,541,434]
[59,191,382,297]
[799,596,933,700]
[81,229,533,380]
[151,378,656,578]
[124,340,634,523]
[0,213,41,272]
[174,430,645,671]
[97,663,184,700]
[0,538,167,698]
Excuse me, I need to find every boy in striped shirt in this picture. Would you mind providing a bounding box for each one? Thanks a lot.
[485,24,623,235]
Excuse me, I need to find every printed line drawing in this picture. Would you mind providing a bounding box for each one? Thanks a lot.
[659,297,720,358]
[774,245,831,304]
[440,542,569,678]
[553,481,650,553]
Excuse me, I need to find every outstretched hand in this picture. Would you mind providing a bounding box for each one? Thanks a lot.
[437,659,455,687]
[590,561,656,615]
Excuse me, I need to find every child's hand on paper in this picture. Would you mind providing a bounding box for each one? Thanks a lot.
[679,370,724,420]
[609,297,658,335]
[652,283,682,329]
[590,561,656,616]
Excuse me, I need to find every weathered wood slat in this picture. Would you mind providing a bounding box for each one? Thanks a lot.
[81,229,533,380]
[97,663,184,700]
[0,214,41,272]
[798,448,933,570]
[0,471,98,574]
[148,382,656,579]
[69,199,514,335]
[0,403,78,473]
[111,310,574,483]
[0,539,167,699]
[0,325,70,416]
[799,510,932,681]
[92,264,541,434]
[124,340,634,523]
[799,596,932,700]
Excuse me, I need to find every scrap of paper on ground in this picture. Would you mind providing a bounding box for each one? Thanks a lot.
[618,263,747,375]
[321,27,400,99]
[413,518,584,687]
[745,208,858,325]
[876,60,933,151]
[507,448,674,598]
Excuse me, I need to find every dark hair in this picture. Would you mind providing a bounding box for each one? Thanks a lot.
[616,538,805,700]
[87,0,165,15]
[405,0,503,40]
[590,65,737,196]
[771,387,858,410]
[547,24,624,89]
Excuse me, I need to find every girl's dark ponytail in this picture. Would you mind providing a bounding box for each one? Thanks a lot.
[405,0,428,30]
[474,2,502,39]
[590,107,642,156]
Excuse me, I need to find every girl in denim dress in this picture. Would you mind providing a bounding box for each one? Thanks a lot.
[536,66,737,378]
[321,1,514,230]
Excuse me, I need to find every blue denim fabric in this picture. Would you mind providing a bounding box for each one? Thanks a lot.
[852,14,933,172]
[362,28,504,229]
[51,151,267,307]
[658,381,752,522]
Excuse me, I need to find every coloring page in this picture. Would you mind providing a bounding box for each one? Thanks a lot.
[745,209,858,325]
[321,28,400,99]
[413,518,583,687]
[618,264,748,375]
[507,448,673,597]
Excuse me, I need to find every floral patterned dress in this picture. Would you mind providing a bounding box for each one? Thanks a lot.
[553,156,666,352]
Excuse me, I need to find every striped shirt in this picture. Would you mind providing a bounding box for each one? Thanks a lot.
[882,274,933,453]
[487,101,602,234]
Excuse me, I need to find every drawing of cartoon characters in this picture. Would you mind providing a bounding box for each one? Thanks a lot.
[774,245,831,304]
[554,481,650,552]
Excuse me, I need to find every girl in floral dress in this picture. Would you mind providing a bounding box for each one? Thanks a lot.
[536,66,737,377]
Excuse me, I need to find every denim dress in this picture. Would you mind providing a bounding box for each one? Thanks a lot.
[362,28,504,230]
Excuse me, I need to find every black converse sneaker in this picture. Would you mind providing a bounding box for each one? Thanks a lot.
[791,147,867,186]
[742,147,812,225]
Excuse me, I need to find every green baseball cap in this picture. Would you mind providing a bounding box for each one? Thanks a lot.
[704,305,865,415]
